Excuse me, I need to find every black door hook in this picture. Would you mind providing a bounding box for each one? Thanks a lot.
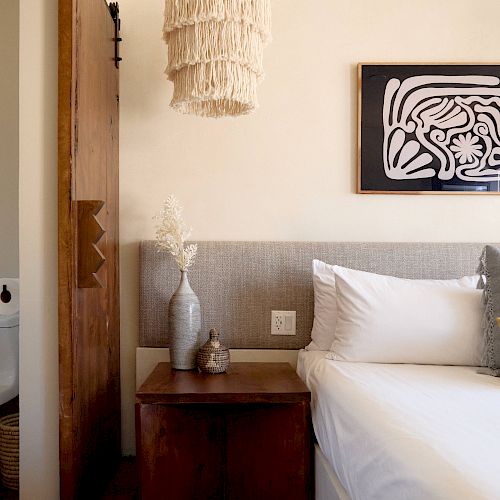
[109,2,122,68]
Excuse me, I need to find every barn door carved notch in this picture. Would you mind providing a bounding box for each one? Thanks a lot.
[77,200,106,288]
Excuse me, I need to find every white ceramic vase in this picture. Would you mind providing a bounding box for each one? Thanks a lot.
[168,270,201,370]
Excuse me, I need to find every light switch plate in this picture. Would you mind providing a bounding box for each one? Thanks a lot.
[271,311,296,336]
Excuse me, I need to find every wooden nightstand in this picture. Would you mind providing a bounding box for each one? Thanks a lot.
[136,362,312,500]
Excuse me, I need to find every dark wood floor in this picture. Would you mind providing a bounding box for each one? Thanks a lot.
[0,457,137,500]
[0,485,17,500]
[0,439,137,499]
[101,457,139,500]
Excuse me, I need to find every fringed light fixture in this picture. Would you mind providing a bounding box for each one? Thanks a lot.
[163,0,272,118]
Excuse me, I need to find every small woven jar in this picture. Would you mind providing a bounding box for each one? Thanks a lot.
[196,329,230,374]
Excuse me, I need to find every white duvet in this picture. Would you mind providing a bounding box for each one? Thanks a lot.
[297,350,500,500]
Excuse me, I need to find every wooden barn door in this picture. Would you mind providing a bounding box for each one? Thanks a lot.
[58,1,121,498]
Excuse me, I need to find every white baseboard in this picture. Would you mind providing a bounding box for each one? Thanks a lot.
[136,347,300,389]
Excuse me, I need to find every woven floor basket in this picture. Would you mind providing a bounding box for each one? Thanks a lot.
[0,413,19,490]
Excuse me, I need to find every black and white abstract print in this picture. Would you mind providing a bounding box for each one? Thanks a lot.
[359,65,500,192]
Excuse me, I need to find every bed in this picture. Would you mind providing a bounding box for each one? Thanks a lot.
[297,350,500,500]
[139,240,500,499]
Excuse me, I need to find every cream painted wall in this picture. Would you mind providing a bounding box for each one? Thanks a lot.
[19,0,59,498]
[0,0,19,278]
[119,0,500,454]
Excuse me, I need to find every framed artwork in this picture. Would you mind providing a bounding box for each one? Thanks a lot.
[358,63,500,194]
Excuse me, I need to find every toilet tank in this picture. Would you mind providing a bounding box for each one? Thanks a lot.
[0,278,19,404]
[0,312,19,381]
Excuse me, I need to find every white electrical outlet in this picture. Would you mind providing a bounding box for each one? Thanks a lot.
[271,311,296,336]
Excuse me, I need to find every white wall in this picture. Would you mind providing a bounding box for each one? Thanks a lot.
[119,0,500,454]
[0,0,19,278]
[19,0,59,498]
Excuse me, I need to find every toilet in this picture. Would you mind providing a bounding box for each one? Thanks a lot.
[0,279,19,407]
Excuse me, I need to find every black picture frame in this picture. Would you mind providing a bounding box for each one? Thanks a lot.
[358,63,500,194]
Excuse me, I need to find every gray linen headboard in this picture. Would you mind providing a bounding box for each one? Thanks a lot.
[139,241,487,349]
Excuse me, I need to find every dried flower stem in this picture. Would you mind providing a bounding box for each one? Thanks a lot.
[154,195,197,271]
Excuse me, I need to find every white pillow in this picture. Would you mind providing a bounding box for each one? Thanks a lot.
[328,266,483,366]
[306,259,337,351]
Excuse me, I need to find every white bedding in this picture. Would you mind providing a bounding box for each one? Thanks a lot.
[297,350,500,500]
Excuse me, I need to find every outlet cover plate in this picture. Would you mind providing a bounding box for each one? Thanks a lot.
[271,310,296,336]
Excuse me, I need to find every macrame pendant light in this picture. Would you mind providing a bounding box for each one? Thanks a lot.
[163,0,271,118]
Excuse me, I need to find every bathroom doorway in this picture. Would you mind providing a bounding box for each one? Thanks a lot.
[0,0,20,498]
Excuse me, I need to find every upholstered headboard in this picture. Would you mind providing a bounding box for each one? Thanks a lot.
[139,241,487,349]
